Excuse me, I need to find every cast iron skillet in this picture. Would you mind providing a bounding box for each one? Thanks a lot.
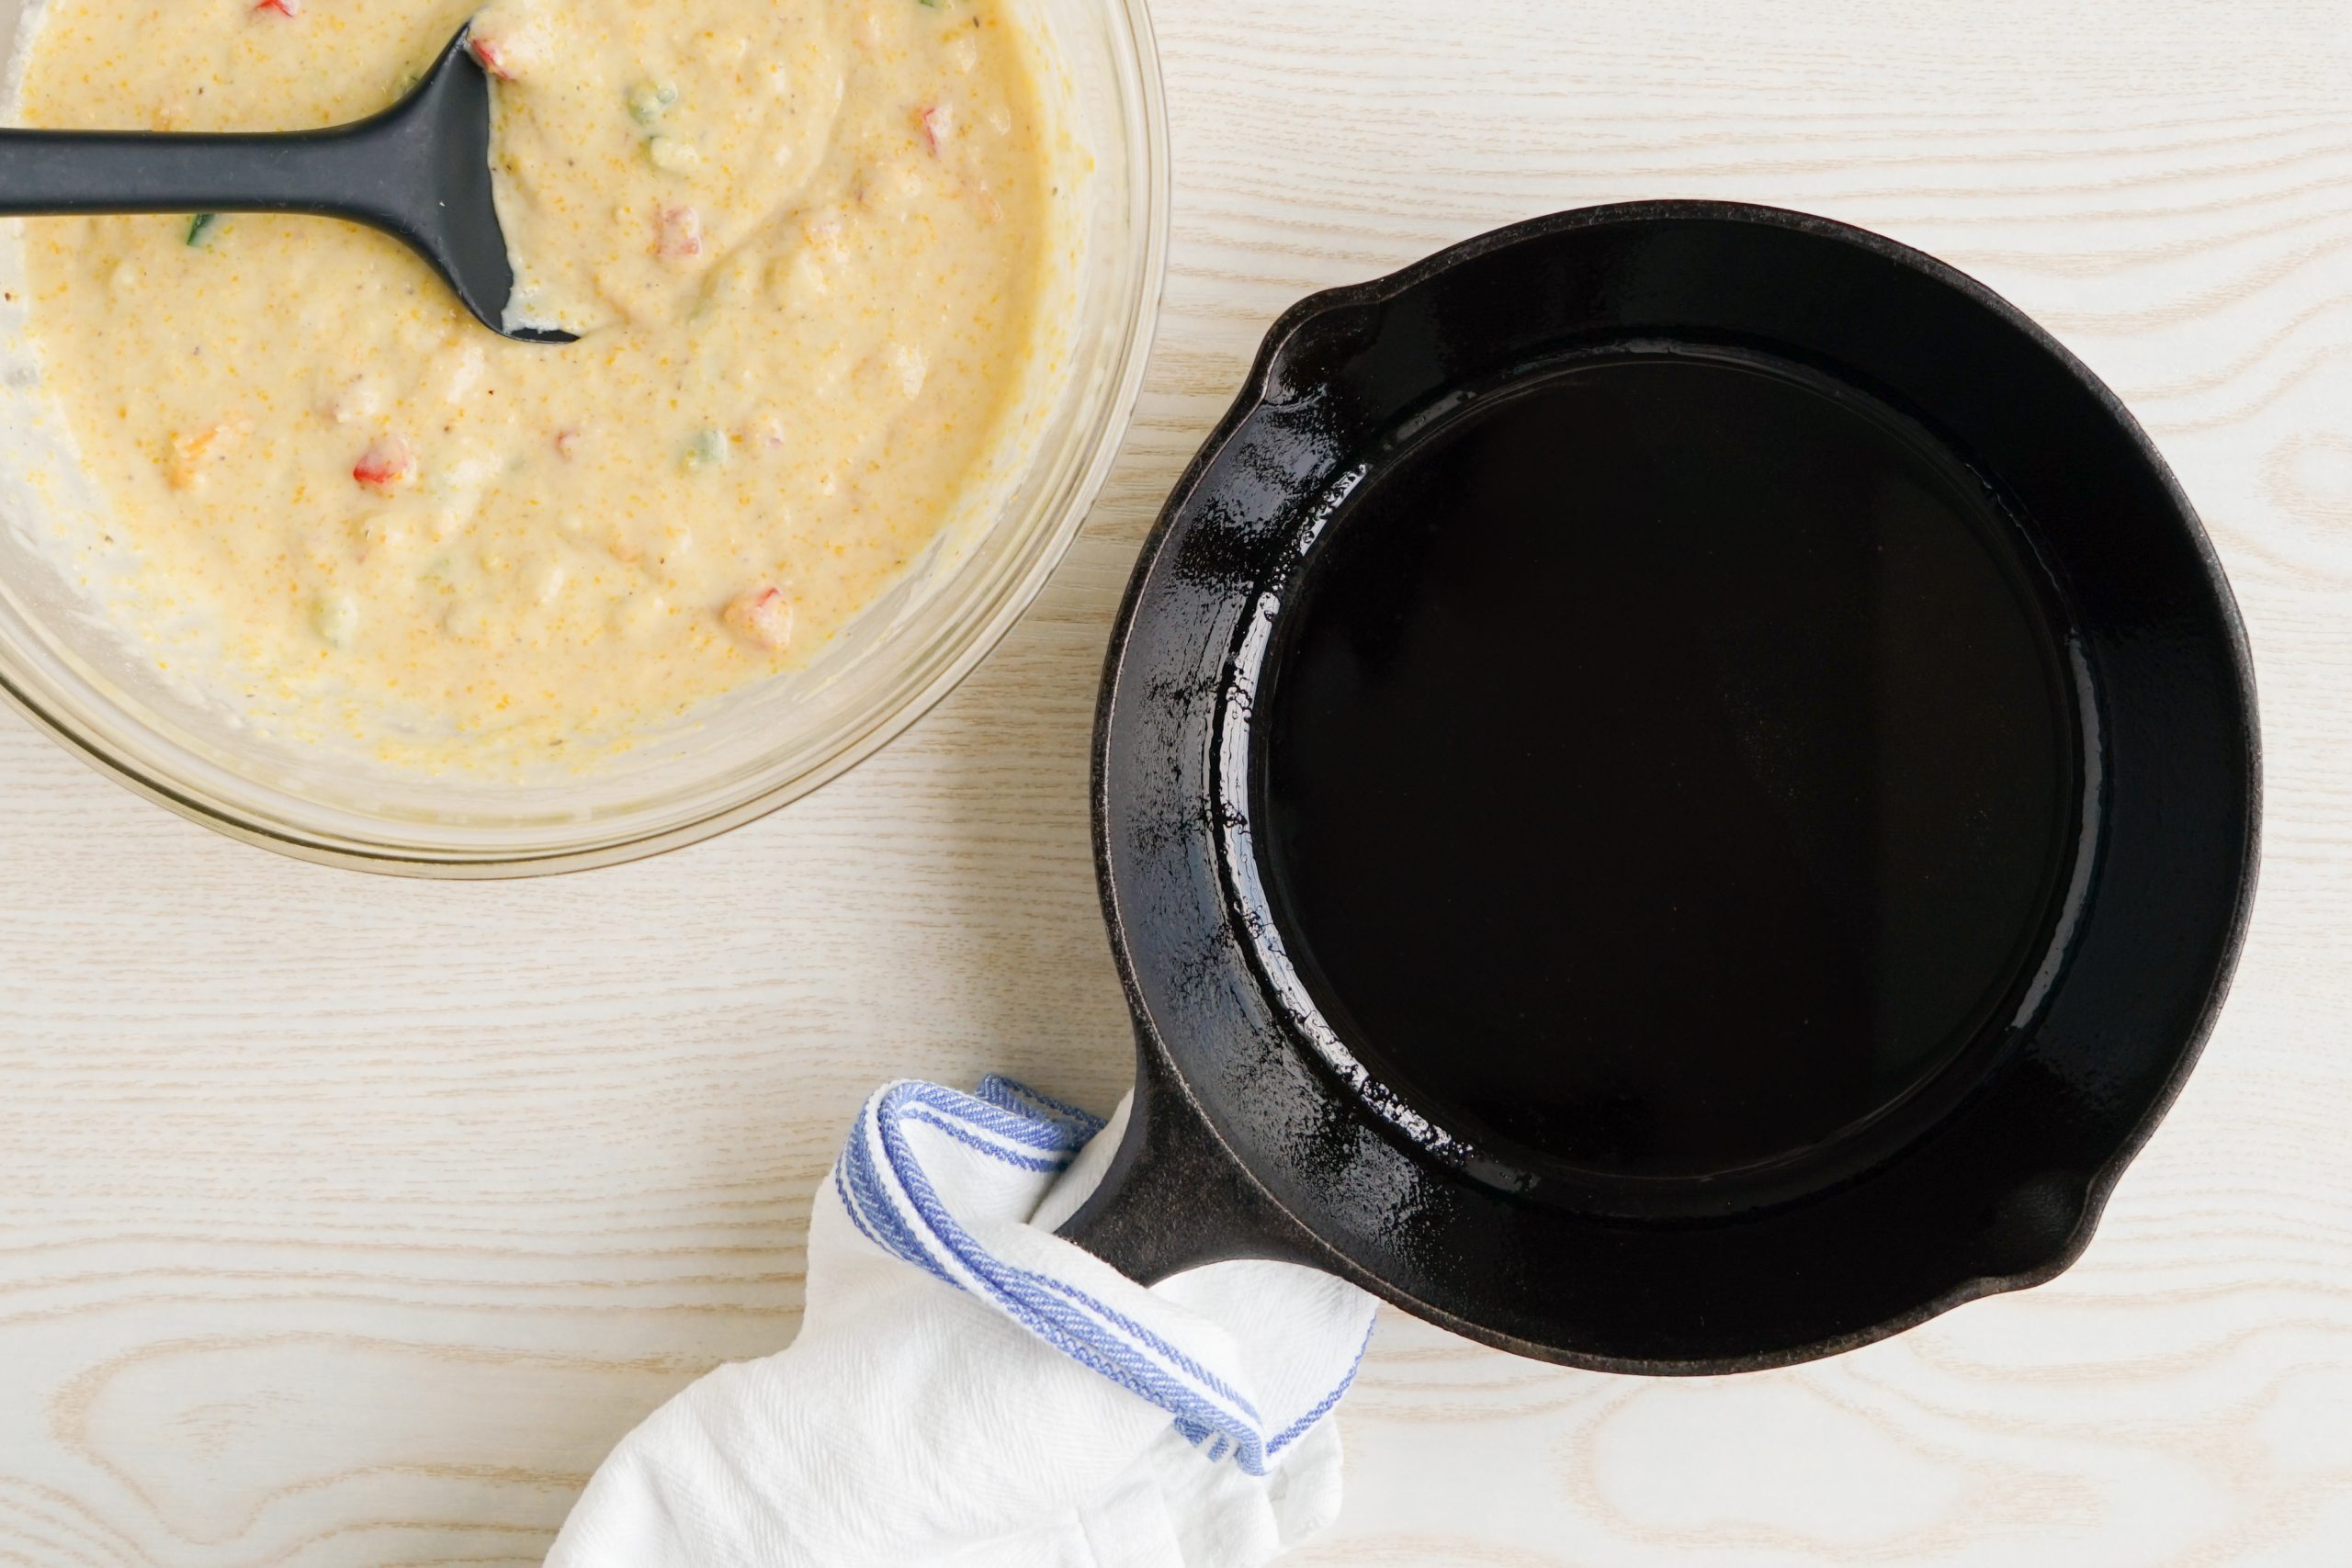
[1057,200,2259,1374]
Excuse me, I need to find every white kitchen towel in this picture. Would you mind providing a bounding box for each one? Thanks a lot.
[545,1076,1379,1568]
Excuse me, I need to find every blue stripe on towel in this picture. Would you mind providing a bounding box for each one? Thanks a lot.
[1267,1315,1376,1456]
[831,1078,1363,1476]
[900,1105,1072,1173]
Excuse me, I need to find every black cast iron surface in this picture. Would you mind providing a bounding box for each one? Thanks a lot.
[1059,200,2260,1373]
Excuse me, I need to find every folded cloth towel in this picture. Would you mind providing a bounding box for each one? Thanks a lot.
[546,1077,1379,1568]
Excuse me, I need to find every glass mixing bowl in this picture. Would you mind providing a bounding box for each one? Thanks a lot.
[0,0,1166,876]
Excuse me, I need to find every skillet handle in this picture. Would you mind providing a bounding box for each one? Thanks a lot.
[1056,1032,1328,1284]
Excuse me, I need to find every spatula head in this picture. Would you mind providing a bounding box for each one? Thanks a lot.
[386,26,573,343]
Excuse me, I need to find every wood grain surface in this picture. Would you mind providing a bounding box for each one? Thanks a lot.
[5,2,2351,1562]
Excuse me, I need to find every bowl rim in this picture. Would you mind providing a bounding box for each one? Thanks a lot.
[0,0,1172,879]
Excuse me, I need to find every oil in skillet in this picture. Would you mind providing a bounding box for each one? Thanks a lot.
[1251,351,2081,1183]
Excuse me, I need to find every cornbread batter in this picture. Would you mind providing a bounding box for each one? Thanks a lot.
[12,0,1067,766]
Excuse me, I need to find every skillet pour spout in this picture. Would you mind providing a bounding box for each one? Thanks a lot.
[1060,200,2259,1374]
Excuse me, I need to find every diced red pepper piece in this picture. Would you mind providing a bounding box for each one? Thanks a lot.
[352,434,415,495]
[653,205,703,262]
[253,0,301,17]
[915,102,952,156]
[553,426,580,459]
[722,586,793,650]
[470,34,517,80]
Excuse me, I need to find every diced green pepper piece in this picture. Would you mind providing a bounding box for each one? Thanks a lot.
[684,427,730,471]
[186,212,223,247]
[627,80,679,129]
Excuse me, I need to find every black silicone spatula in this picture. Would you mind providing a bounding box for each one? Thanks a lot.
[0,26,571,343]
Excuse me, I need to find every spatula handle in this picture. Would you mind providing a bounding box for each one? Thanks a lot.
[0,28,544,341]
[0,124,411,225]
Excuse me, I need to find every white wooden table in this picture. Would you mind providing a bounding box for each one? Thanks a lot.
[6,3,2350,1562]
